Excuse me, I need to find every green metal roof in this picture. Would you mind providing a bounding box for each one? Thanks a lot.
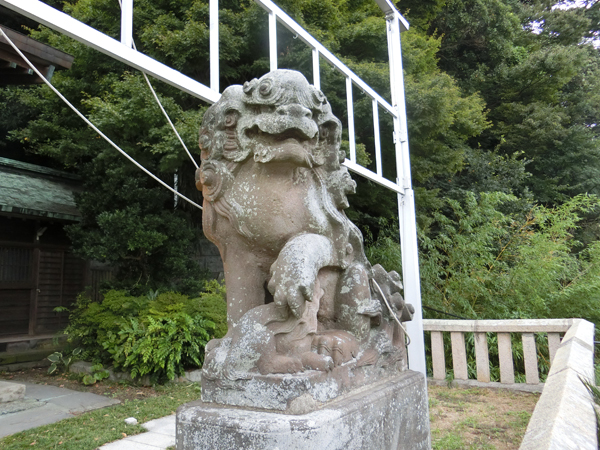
[0,157,81,222]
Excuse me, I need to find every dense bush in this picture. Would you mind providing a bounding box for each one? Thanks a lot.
[367,193,600,323]
[366,193,600,379]
[64,281,227,383]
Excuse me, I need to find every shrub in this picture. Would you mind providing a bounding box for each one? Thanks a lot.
[191,280,228,339]
[63,281,227,383]
[366,192,600,380]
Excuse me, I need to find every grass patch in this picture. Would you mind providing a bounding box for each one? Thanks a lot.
[0,368,539,450]
[0,382,200,450]
[429,385,539,450]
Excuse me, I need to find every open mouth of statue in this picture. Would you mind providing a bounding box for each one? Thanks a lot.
[245,126,318,147]
[245,125,318,166]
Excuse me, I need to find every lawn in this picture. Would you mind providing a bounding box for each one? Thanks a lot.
[429,385,539,450]
[0,368,200,450]
[1,368,539,450]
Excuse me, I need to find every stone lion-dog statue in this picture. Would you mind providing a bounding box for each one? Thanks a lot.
[195,69,414,399]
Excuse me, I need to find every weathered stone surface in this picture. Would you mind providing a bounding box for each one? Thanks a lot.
[195,69,414,401]
[177,371,430,450]
[0,381,25,403]
[519,319,597,450]
[201,359,404,411]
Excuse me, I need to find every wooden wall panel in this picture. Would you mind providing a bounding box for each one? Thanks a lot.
[0,289,30,335]
[1,243,86,336]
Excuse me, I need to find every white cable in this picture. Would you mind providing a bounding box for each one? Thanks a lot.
[0,28,203,210]
[138,65,198,169]
[370,277,411,346]
[117,0,198,169]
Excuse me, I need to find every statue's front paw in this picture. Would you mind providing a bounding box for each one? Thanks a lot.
[268,264,318,319]
[205,337,223,353]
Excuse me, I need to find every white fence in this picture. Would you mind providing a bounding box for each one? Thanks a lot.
[0,0,427,372]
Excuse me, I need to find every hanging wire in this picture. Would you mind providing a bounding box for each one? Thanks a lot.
[0,28,203,210]
[116,0,198,169]
[370,278,411,346]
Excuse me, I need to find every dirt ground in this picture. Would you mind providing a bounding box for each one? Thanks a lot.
[0,367,165,402]
[429,385,539,450]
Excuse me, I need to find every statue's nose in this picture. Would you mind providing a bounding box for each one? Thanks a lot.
[276,104,312,119]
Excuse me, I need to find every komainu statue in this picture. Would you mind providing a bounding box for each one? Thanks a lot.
[195,69,414,411]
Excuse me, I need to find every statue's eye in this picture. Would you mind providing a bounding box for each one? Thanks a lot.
[258,79,273,96]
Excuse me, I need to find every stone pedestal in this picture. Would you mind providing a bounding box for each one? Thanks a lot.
[176,370,430,450]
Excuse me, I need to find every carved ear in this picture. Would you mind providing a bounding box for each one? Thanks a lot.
[198,160,233,202]
[199,108,217,160]
[195,167,203,191]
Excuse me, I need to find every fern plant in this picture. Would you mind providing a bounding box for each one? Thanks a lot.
[61,281,226,383]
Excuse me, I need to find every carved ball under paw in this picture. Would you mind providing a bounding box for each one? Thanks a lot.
[311,330,359,366]
[258,354,304,375]
[301,351,334,371]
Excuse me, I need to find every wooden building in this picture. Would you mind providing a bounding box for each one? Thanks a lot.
[0,23,73,85]
[0,157,87,340]
[0,25,87,346]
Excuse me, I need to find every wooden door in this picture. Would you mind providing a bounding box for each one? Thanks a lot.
[34,250,85,334]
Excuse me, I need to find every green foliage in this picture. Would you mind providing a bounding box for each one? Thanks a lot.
[63,282,227,383]
[81,364,110,385]
[581,376,600,441]
[368,192,600,323]
[420,193,600,321]
[429,0,600,206]
[103,310,212,383]
[47,348,82,375]
[191,280,228,339]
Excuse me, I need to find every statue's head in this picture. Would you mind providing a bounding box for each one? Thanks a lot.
[198,70,342,168]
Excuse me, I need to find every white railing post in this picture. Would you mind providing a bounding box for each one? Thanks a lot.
[346,77,356,163]
[312,48,320,90]
[210,0,219,92]
[269,11,277,71]
[120,0,133,48]
[384,7,426,375]
[474,332,491,382]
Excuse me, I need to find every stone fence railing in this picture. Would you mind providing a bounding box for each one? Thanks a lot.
[423,318,573,387]
[423,318,597,450]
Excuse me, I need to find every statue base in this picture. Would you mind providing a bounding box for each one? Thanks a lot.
[176,370,431,450]
[201,350,408,412]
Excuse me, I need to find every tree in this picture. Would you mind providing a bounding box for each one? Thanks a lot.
[428,0,600,205]
[3,0,599,307]
[2,0,489,270]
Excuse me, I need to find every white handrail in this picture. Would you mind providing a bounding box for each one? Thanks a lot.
[254,0,398,118]
[0,0,221,104]
[210,0,219,92]
[0,0,427,374]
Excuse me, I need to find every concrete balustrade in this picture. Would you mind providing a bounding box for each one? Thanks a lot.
[423,319,574,388]
[423,318,597,450]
